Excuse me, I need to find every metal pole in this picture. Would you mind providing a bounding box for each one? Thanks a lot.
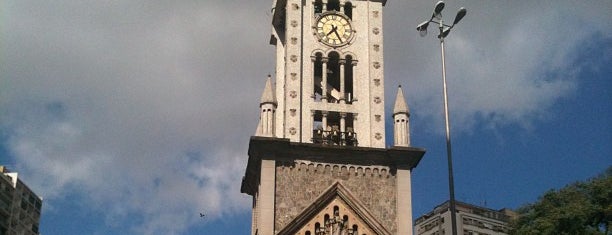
[439,20,458,235]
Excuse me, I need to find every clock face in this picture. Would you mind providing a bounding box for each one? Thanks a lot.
[315,13,353,46]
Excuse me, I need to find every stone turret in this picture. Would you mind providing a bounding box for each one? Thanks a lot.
[393,85,410,147]
[256,75,277,137]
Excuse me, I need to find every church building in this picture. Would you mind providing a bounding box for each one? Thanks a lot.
[241,0,425,234]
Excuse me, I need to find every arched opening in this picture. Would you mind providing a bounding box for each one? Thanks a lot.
[344,55,354,104]
[326,52,340,103]
[344,2,353,19]
[314,0,323,14]
[311,111,357,146]
[313,52,324,102]
[327,0,340,11]
[315,222,322,234]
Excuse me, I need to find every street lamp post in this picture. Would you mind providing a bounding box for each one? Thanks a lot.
[416,2,466,235]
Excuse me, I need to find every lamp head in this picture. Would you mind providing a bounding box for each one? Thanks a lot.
[417,21,429,37]
[432,1,445,19]
[453,7,467,25]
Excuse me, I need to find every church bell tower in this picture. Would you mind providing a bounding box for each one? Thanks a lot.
[241,0,425,234]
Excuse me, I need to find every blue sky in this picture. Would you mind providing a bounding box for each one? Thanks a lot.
[1,0,611,234]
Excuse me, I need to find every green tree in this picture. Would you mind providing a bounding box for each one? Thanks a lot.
[510,167,611,235]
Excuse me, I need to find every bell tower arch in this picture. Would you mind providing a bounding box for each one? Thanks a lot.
[269,0,387,148]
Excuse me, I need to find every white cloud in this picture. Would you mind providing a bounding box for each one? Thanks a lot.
[384,0,611,133]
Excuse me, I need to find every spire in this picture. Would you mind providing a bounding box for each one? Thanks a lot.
[393,85,410,147]
[260,75,276,105]
[256,75,277,137]
[393,85,409,115]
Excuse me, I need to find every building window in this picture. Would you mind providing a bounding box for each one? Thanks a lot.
[32,224,39,233]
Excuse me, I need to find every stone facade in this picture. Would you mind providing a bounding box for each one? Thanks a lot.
[241,138,425,234]
[275,161,397,233]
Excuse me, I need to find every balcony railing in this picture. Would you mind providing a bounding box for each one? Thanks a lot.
[312,130,358,146]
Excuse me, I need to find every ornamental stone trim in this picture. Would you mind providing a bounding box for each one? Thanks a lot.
[373,62,380,69]
[375,133,382,140]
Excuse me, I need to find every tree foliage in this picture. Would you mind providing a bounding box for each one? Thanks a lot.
[510,167,612,235]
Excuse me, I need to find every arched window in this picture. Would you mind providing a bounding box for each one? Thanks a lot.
[326,52,340,103]
[327,0,340,11]
[313,53,323,102]
[344,2,353,19]
[344,55,354,103]
[314,0,323,14]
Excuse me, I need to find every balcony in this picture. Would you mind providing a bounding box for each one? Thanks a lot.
[312,129,358,146]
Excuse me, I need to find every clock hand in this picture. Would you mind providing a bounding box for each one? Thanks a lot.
[334,29,343,43]
[326,25,338,36]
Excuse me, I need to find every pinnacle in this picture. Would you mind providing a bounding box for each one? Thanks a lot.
[393,85,410,114]
[260,75,276,104]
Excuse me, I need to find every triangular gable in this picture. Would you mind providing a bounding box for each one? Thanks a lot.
[278,182,391,235]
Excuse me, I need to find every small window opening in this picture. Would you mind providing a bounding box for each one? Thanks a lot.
[327,52,340,103]
[344,2,353,19]
[313,53,323,102]
[344,55,354,104]
[314,0,323,14]
[327,0,340,11]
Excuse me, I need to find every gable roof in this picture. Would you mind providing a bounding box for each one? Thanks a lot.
[277,182,392,235]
